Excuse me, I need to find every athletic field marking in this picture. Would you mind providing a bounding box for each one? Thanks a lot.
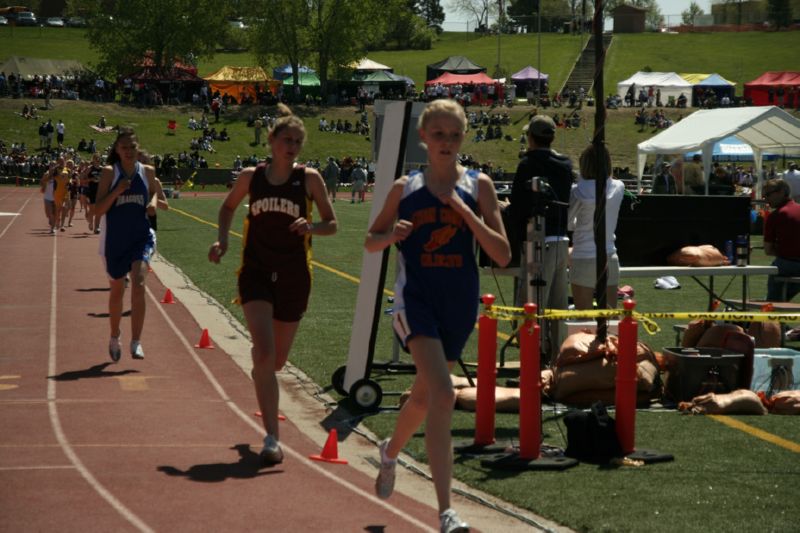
[0,194,33,240]
[147,285,436,532]
[0,375,21,391]
[709,415,800,453]
[0,212,21,216]
[47,236,155,533]
[114,375,165,391]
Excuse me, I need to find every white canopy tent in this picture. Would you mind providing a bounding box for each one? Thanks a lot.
[637,106,800,195]
[617,71,692,105]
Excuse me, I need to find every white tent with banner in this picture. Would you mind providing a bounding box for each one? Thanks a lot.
[636,106,800,194]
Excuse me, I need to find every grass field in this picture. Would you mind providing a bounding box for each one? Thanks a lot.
[132,193,800,533]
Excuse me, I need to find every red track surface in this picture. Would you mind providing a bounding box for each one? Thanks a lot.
[0,187,442,532]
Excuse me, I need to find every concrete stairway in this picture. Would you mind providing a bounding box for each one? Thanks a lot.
[560,33,614,96]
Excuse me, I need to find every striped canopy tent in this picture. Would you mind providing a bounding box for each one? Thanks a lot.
[203,66,280,100]
[681,73,736,107]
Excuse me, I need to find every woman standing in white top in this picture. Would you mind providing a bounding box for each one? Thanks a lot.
[568,144,626,310]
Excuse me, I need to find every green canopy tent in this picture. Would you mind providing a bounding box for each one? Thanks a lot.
[281,71,321,100]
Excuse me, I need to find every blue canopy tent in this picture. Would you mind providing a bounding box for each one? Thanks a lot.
[692,73,735,107]
[272,64,315,81]
[684,136,779,162]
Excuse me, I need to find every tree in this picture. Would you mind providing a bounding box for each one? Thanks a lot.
[415,0,445,31]
[68,0,231,78]
[248,0,313,100]
[249,0,402,99]
[767,0,792,29]
[508,0,571,33]
[447,0,497,31]
[681,1,704,25]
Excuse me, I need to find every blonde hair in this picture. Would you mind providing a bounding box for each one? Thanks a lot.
[417,99,468,132]
[269,103,306,142]
[579,143,612,180]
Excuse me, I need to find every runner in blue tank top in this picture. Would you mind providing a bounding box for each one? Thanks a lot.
[94,128,157,362]
[365,99,510,533]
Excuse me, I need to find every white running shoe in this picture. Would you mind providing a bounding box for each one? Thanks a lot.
[260,434,283,465]
[109,336,121,362]
[130,340,144,360]
[374,439,396,499]
[439,509,470,533]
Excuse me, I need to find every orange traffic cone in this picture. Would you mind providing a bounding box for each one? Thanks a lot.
[195,328,214,349]
[254,411,286,421]
[161,289,175,304]
[309,428,347,464]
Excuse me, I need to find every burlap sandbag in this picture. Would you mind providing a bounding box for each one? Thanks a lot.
[678,389,767,415]
[696,323,745,347]
[748,321,782,348]
[550,332,660,406]
[667,245,728,267]
[681,319,713,348]
[455,387,521,413]
[769,390,800,415]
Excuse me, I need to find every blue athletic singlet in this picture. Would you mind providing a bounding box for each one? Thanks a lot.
[392,168,480,361]
[100,162,155,279]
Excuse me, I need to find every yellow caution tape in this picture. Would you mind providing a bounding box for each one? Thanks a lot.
[481,305,800,337]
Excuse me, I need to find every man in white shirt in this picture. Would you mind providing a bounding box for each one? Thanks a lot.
[783,162,800,202]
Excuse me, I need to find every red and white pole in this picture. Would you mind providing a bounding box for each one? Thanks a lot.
[518,303,541,460]
[474,294,497,446]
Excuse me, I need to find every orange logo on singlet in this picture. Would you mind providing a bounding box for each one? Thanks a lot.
[423,225,457,252]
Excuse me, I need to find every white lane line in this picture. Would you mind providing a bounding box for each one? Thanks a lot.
[47,235,155,533]
[147,285,436,532]
[0,195,33,240]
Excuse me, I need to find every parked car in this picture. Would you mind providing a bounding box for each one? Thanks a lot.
[45,17,65,27]
[12,11,38,26]
[0,16,8,26]
[66,16,86,27]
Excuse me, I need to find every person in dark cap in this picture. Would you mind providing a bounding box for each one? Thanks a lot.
[510,114,575,366]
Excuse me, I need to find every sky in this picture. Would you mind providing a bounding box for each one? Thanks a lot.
[441,0,714,31]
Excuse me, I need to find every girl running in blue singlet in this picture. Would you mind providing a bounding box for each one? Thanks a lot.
[208,104,337,465]
[366,99,510,533]
[94,128,157,362]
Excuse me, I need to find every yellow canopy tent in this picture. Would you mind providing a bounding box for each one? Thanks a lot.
[203,66,281,101]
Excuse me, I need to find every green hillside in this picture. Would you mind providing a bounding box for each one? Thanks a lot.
[1,27,797,90]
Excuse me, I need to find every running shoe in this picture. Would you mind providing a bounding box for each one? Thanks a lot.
[60,227,65,232]
[439,509,470,533]
[260,434,283,465]
[94,229,100,234]
[130,340,145,360]
[374,439,396,499]
[108,336,121,362]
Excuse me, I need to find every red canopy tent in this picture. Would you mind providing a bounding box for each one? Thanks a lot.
[424,72,503,106]
[744,71,800,108]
